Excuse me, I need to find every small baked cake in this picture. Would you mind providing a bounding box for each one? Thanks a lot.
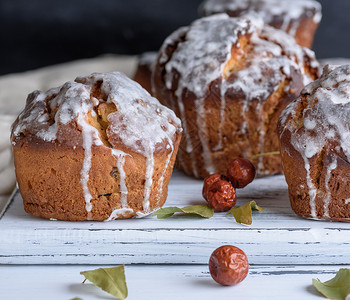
[153,14,319,179]
[199,0,322,48]
[11,72,182,221]
[278,65,350,222]
[133,52,158,95]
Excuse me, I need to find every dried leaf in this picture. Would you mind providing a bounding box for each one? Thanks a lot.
[227,201,264,225]
[80,265,128,299]
[313,269,350,300]
[153,205,214,219]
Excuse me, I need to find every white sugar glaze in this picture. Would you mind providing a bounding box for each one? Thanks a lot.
[279,65,350,219]
[200,0,322,36]
[159,13,318,175]
[12,72,182,220]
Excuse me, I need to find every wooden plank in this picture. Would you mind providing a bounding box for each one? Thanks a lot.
[0,264,343,300]
[1,171,350,265]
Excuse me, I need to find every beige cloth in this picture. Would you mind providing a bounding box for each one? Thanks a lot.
[0,54,137,196]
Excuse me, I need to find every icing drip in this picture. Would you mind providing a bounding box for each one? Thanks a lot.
[324,158,337,218]
[106,149,133,221]
[196,98,215,174]
[143,153,154,213]
[303,158,317,218]
[157,143,174,206]
[255,102,265,174]
[213,80,228,151]
[280,65,350,219]
[80,118,93,213]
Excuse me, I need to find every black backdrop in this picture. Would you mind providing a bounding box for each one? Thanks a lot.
[0,0,349,75]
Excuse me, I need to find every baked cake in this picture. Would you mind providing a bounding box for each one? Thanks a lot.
[153,14,319,179]
[11,72,182,221]
[199,0,322,48]
[278,65,350,222]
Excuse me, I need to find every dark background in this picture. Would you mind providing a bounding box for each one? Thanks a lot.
[0,0,349,75]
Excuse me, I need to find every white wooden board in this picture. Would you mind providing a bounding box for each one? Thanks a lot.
[1,170,350,265]
[0,264,345,300]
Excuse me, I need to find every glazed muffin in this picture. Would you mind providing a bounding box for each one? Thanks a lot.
[199,0,322,48]
[133,51,158,95]
[11,72,182,221]
[278,65,350,222]
[153,14,319,179]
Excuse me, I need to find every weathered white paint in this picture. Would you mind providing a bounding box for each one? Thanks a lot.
[1,170,350,265]
[0,264,342,300]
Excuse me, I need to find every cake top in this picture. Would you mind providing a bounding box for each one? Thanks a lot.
[159,14,319,102]
[200,0,322,27]
[11,72,182,155]
[279,65,350,160]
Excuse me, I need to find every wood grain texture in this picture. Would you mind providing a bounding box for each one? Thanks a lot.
[1,170,350,265]
[0,264,343,300]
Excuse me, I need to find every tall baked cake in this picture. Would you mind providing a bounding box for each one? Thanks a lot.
[153,14,319,179]
[199,0,322,48]
[278,65,350,222]
[11,72,182,221]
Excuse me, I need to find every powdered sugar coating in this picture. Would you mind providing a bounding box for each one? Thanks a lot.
[157,14,319,176]
[200,0,322,36]
[279,65,350,219]
[12,71,182,219]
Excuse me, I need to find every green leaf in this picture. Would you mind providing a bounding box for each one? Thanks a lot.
[152,207,184,219]
[181,205,214,218]
[312,269,350,300]
[227,201,264,225]
[153,205,214,219]
[71,298,83,300]
[80,265,128,299]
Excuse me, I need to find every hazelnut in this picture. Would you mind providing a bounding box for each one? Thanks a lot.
[202,174,236,212]
[209,245,249,286]
[226,158,256,188]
